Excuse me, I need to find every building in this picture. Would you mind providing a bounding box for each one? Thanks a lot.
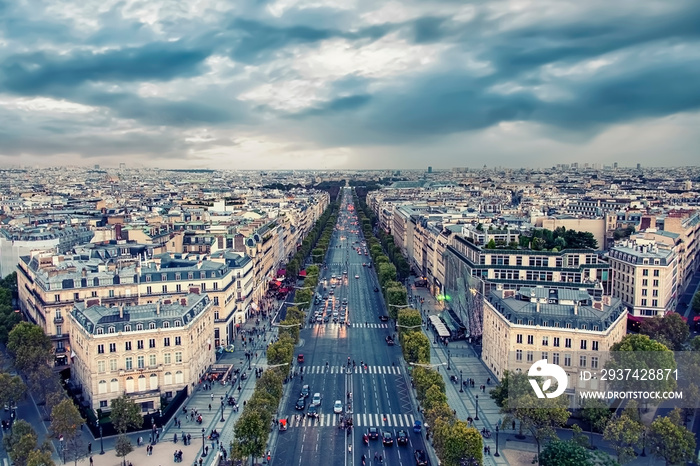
[482,287,627,407]
[609,239,677,319]
[69,293,214,411]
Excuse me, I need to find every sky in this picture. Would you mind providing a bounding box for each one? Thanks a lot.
[0,0,699,170]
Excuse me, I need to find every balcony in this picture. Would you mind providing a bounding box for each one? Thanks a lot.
[50,333,69,341]
[54,316,64,324]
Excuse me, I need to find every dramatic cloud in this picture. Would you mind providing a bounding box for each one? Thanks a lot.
[0,0,699,168]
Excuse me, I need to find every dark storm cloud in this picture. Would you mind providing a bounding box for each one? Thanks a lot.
[0,41,212,94]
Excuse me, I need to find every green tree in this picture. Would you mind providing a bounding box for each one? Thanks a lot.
[397,308,421,336]
[50,400,85,466]
[690,336,700,351]
[114,434,134,466]
[277,318,300,344]
[603,412,643,464]
[26,449,55,466]
[580,398,612,446]
[7,323,53,373]
[639,313,689,350]
[485,239,496,249]
[401,331,430,364]
[425,401,455,428]
[0,372,26,411]
[692,290,700,314]
[109,395,143,434]
[232,409,267,465]
[647,408,695,466]
[3,420,48,466]
[377,263,397,288]
[257,370,284,401]
[423,385,448,412]
[539,440,590,466]
[433,420,483,466]
[267,336,294,367]
[294,289,313,310]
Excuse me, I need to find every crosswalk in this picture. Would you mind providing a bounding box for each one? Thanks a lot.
[301,365,402,375]
[349,323,389,328]
[287,413,416,428]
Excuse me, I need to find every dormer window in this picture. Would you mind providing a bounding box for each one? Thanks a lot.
[136,324,144,331]
[124,325,131,332]
[108,327,116,334]
[149,322,156,330]
[163,322,170,328]
[174,321,182,327]
[96,327,104,335]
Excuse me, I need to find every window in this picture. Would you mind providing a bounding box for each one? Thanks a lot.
[98,344,105,354]
[137,356,145,369]
[149,322,156,330]
[592,341,599,351]
[137,340,144,350]
[149,339,156,348]
[565,338,572,348]
[98,361,106,372]
[125,357,133,370]
[516,334,523,344]
[109,343,116,353]
[652,299,658,307]
[213,297,219,306]
[641,299,647,306]
[653,270,659,277]
[74,292,80,300]
[164,353,171,364]
[110,378,119,392]
[541,352,548,361]
[580,340,587,350]
[163,322,170,328]
[146,286,152,295]
[642,269,649,276]
[100,400,108,408]
[124,325,131,332]
[162,285,168,293]
[98,380,107,394]
[652,290,658,297]
[96,328,104,335]
[136,324,143,331]
[564,354,571,367]
[580,356,587,367]
[109,359,117,371]
[552,353,560,365]
[174,321,182,327]
[149,354,157,366]
[175,352,182,363]
[164,337,170,347]
[526,351,534,362]
[125,341,132,351]
[91,291,98,297]
[642,289,647,296]
[516,350,523,361]
[176,284,182,292]
[54,294,60,302]
[553,337,560,347]
[175,336,182,346]
[542,336,549,346]
[653,279,659,287]
[527,335,534,345]
[591,357,599,369]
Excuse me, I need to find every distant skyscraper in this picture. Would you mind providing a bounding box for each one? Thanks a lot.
[94,164,100,169]
[428,166,433,173]
[636,163,641,169]
[613,162,618,169]
[119,162,126,170]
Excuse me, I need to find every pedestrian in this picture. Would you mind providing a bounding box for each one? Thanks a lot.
[512,420,516,430]
[89,457,93,466]
[209,403,212,411]
[88,443,92,454]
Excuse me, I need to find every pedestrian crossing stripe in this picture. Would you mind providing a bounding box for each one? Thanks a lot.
[287,413,415,428]
[349,323,388,328]
[301,365,401,375]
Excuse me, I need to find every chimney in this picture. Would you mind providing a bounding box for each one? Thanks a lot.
[119,305,124,319]
[574,303,578,315]
[156,301,161,315]
[536,301,540,312]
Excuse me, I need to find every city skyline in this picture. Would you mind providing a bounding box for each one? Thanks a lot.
[1,0,699,169]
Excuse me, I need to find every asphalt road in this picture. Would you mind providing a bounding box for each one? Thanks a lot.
[272,188,428,466]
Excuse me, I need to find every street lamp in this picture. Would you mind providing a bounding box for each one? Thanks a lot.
[474,395,479,421]
[640,429,647,457]
[494,423,500,457]
[220,400,225,422]
[59,437,65,464]
[459,370,464,393]
[201,429,206,457]
[447,349,451,370]
[98,423,104,455]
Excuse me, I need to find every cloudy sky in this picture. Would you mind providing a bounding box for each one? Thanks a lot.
[1,0,699,169]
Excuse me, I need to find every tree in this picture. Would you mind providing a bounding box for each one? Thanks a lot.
[412,367,445,403]
[397,308,421,337]
[26,449,55,466]
[485,239,496,249]
[580,398,612,447]
[647,408,695,466]
[425,401,454,428]
[277,318,300,344]
[423,385,448,412]
[267,336,294,367]
[401,331,430,364]
[0,372,26,411]
[232,409,267,465]
[539,440,590,466]
[603,411,643,464]
[433,420,483,466]
[50,400,85,466]
[3,420,46,466]
[377,263,397,288]
[489,370,530,408]
[257,370,283,401]
[693,290,700,314]
[639,313,689,350]
[7,323,53,373]
[109,395,143,434]
[114,434,134,466]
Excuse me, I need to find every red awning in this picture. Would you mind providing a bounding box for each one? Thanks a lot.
[627,314,645,323]
[269,280,282,287]
[693,315,700,322]
[277,269,286,277]
[299,270,307,277]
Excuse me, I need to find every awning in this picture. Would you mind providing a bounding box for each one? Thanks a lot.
[299,270,307,277]
[277,269,286,277]
[627,314,644,323]
[429,315,451,338]
[251,302,259,311]
[269,280,282,288]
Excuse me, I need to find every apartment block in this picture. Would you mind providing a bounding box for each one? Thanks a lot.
[69,293,214,411]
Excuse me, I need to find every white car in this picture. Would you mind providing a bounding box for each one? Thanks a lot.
[312,393,322,407]
[333,400,343,414]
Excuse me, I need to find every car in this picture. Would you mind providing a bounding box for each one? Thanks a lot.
[374,287,379,292]
[297,354,305,363]
[362,263,366,267]
[295,397,306,410]
[311,393,322,406]
[368,427,379,440]
[382,431,394,446]
[414,449,428,466]
[397,430,408,445]
[329,289,334,295]
[307,404,318,418]
[355,275,360,279]
[379,315,389,321]
[316,315,323,322]
[386,336,395,346]
[340,316,346,323]
[301,385,310,398]
[323,315,330,322]
[332,311,339,317]
[333,400,343,414]
[342,298,348,304]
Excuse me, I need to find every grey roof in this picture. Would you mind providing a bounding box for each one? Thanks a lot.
[71,293,210,334]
